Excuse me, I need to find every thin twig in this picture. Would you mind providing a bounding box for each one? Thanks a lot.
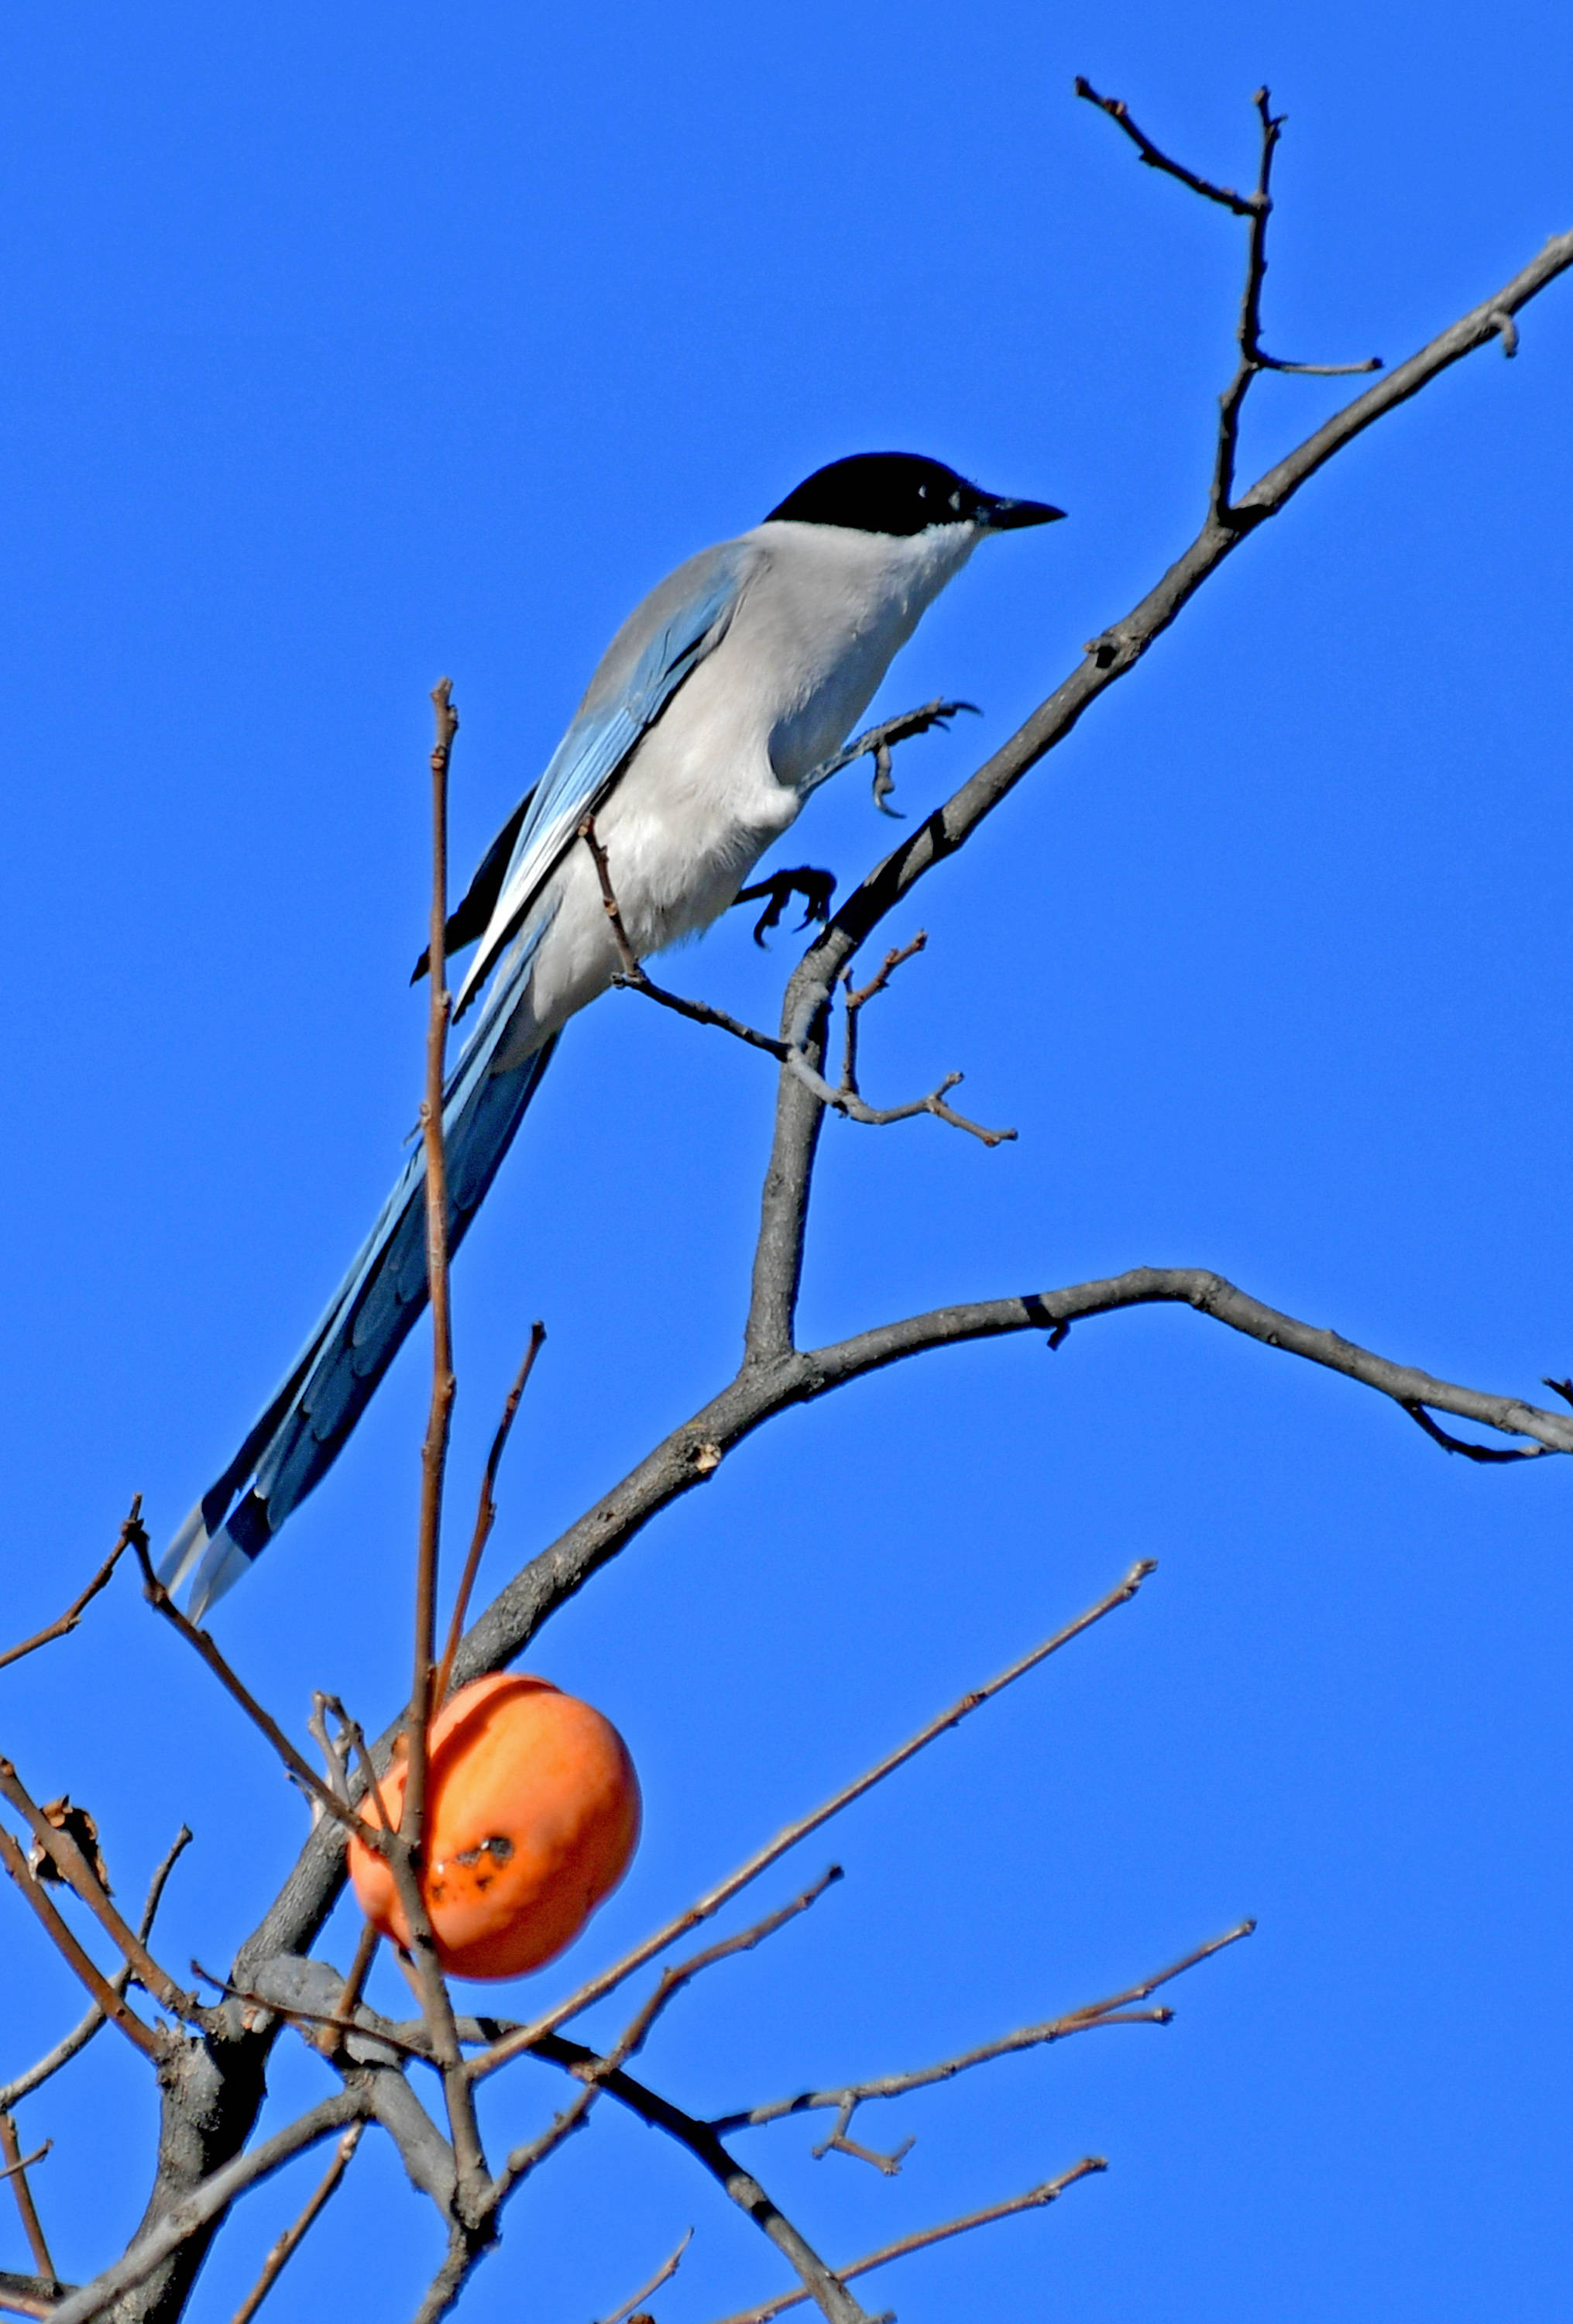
[581,818,1011,1143]
[592,2227,693,2324]
[317,1922,379,2058]
[468,1560,1152,2083]
[537,2059,881,2324]
[1078,81,1380,521]
[492,2084,600,2200]
[839,936,926,1098]
[0,1503,140,1674]
[1403,1400,1540,1464]
[0,1821,158,2057]
[0,1827,191,2110]
[492,1872,842,2206]
[0,1761,193,2022]
[434,1321,547,1709]
[226,2121,363,2324]
[702,2156,1106,2324]
[0,2119,55,2291]
[410,675,459,1837]
[586,1869,843,2086]
[400,676,489,2223]
[713,1919,1254,2133]
[129,1532,356,1832]
[1074,76,1257,211]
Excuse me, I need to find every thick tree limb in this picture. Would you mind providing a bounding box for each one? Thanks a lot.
[238,1245,1573,2001]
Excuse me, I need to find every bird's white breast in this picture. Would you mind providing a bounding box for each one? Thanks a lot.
[490,518,981,1063]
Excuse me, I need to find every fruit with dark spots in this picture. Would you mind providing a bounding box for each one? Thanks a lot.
[347,1673,641,1978]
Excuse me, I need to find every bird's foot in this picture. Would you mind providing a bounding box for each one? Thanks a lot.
[798,696,981,817]
[732,865,837,947]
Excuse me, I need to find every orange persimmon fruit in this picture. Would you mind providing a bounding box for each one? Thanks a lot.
[346,1672,641,1979]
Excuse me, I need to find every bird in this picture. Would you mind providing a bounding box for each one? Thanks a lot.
[163,452,1064,1614]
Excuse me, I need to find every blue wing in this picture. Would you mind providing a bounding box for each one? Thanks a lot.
[455,545,750,1016]
[165,544,751,1615]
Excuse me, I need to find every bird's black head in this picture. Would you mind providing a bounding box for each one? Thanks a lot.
[765,452,1064,537]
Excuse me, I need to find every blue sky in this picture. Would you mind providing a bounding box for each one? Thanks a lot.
[2,5,1571,2319]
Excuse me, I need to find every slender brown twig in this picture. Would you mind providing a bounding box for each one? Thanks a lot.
[410,679,459,1825]
[0,2119,55,2292]
[0,1825,191,2110]
[713,1918,1255,2135]
[226,2121,363,2324]
[583,1868,843,2089]
[129,1532,356,1832]
[0,1503,142,1675]
[490,1869,844,2206]
[1074,78,1380,524]
[434,1321,547,1710]
[839,936,926,1097]
[0,1820,160,2058]
[317,1922,380,2058]
[391,676,490,2223]
[592,2227,693,2324]
[579,815,1012,1143]
[467,1559,1153,2083]
[703,2156,1106,2324]
[1073,76,1257,211]
[0,1760,194,2023]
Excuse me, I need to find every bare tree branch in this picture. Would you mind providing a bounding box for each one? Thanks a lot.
[129,1528,359,1834]
[0,1824,191,2111]
[1073,77,1259,213]
[397,676,493,2222]
[589,1869,844,2086]
[702,2154,1107,2324]
[577,818,1014,1144]
[0,1820,161,2059]
[467,1560,1151,2084]
[46,2092,365,2324]
[591,2226,692,2324]
[484,1873,847,2207]
[225,2123,362,2324]
[0,2118,56,2295]
[0,1761,194,2023]
[434,1322,547,1710]
[713,1918,1254,2135]
[0,1502,141,1675]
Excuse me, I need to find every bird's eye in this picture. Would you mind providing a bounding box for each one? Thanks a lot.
[949,489,962,511]
[918,483,929,497]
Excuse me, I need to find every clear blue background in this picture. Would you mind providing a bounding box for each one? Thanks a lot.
[2,5,1570,2319]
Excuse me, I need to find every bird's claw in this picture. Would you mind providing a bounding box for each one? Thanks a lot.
[864,697,978,817]
[733,865,838,947]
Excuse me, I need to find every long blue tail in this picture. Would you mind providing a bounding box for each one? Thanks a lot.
[164,951,557,1617]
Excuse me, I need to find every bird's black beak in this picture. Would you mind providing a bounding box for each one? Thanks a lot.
[977,492,1066,530]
